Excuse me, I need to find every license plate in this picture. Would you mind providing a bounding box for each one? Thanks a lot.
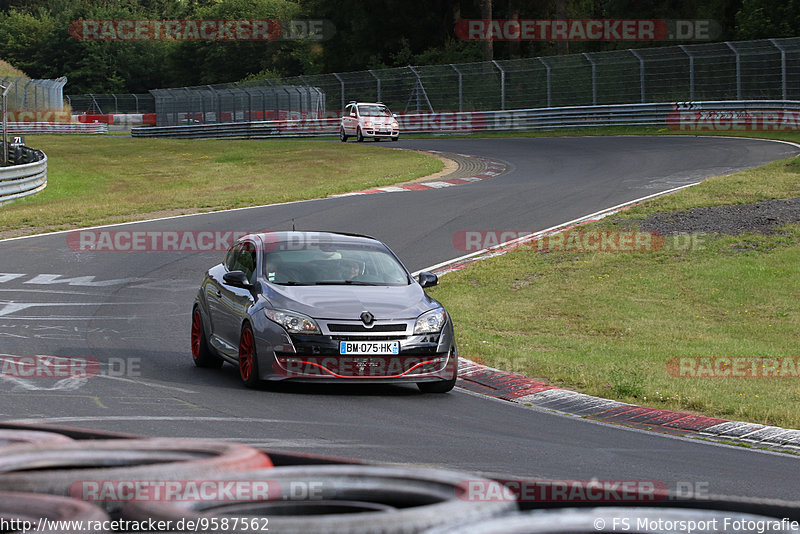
[339,341,399,355]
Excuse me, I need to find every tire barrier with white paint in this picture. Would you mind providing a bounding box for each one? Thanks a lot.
[0,428,73,448]
[0,146,47,205]
[0,424,798,533]
[0,438,273,514]
[121,465,517,534]
[0,491,110,534]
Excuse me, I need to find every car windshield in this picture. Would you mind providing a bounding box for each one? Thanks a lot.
[358,105,392,117]
[263,242,410,286]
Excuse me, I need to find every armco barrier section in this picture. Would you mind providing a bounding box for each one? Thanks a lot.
[6,122,108,134]
[0,148,47,205]
[131,100,800,138]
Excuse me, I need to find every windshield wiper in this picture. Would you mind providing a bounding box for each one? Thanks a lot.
[274,281,312,286]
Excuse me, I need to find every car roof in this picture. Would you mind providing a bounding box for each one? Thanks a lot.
[243,231,381,246]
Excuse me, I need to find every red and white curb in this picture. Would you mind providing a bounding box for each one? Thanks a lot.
[420,182,800,453]
[331,151,506,197]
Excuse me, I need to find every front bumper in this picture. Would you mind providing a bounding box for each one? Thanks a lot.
[258,318,456,382]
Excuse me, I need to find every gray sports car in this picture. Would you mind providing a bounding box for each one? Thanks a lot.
[191,231,458,392]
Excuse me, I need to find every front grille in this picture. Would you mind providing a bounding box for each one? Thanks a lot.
[330,335,406,342]
[327,323,407,333]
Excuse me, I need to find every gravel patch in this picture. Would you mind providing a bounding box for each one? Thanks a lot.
[624,197,800,235]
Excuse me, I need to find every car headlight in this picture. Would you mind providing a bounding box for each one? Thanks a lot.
[414,308,447,334]
[392,121,399,129]
[266,309,320,335]
[364,120,373,128]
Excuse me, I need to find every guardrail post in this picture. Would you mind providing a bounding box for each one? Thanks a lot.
[629,49,645,103]
[769,38,787,101]
[538,58,551,107]
[725,42,741,100]
[679,45,694,101]
[449,64,463,112]
[583,53,597,105]
[492,60,505,111]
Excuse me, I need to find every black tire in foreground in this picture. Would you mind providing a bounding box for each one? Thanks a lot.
[0,439,273,514]
[122,465,518,534]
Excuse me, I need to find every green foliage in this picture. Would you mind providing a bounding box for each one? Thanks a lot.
[0,0,797,93]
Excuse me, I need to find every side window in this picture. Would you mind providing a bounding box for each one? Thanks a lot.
[224,245,239,271]
[233,241,257,280]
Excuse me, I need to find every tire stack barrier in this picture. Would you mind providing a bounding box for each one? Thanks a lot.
[121,465,517,534]
[0,428,74,447]
[0,423,799,533]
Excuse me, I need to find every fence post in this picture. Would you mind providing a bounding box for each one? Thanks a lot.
[492,60,505,111]
[679,45,694,101]
[449,64,463,112]
[538,57,551,107]
[583,53,597,105]
[725,42,741,100]
[1,83,10,167]
[333,73,345,111]
[769,38,787,101]
[368,69,381,103]
[629,49,645,103]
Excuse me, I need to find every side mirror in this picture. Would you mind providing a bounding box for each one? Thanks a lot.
[417,272,438,288]
[223,270,252,288]
[392,113,397,118]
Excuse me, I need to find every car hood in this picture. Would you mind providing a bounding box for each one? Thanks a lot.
[263,283,435,320]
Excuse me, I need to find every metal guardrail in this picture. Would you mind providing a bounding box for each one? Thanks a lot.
[131,100,800,139]
[7,122,108,134]
[0,146,47,205]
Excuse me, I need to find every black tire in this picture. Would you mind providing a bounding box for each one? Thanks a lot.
[356,128,364,142]
[339,128,347,142]
[373,137,381,142]
[122,465,518,534]
[0,491,110,533]
[0,439,273,515]
[391,135,399,142]
[238,323,261,388]
[191,307,223,369]
[418,376,457,394]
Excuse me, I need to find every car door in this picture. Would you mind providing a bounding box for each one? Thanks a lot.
[343,104,356,135]
[209,241,258,352]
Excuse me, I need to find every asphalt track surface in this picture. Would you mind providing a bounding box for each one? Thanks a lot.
[1,136,799,501]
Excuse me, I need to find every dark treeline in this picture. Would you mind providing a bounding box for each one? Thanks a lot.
[0,0,794,93]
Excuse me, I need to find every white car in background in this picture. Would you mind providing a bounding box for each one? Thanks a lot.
[340,101,399,142]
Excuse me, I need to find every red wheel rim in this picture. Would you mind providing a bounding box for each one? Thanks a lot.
[239,328,254,381]
[191,310,202,360]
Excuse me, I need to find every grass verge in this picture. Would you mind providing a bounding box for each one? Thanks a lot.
[428,133,800,430]
[0,136,441,237]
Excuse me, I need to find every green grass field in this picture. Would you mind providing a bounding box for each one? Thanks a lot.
[0,136,441,237]
[427,132,800,429]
